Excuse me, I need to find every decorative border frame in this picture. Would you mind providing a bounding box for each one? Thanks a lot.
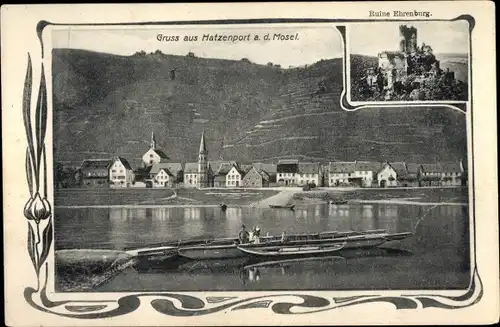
[22,16,481,318]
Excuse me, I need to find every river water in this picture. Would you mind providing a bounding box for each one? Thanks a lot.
[55,203,470,291]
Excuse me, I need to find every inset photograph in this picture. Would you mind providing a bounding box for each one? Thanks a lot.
[349,21,469,102]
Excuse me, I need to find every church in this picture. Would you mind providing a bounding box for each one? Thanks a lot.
[184,130,212,188]
[141,131,170,167]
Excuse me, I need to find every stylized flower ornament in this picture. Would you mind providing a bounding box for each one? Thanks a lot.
[24,192,51,223]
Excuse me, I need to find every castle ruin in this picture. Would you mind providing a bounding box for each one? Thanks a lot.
[362,25,457,101]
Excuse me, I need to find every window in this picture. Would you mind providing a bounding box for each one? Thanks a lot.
[112,169,116,173]
[150,154,154,158]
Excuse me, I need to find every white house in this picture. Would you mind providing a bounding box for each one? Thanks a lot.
[277,159,299,186]
[152,167,174,188]
[296,162,321,186]
[109,157,134,188]
[150,163,183,188]
[183,162,199,188]
[226,165,243,187]
[328,161,356,187]
[353,161,382,187]
[440,161,464,186]
[377,162,399,187]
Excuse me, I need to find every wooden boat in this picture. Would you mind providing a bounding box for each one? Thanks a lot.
[330,200,348,205]
[176,229,413,260]
[269,204,295,210]
[238,242,346,259]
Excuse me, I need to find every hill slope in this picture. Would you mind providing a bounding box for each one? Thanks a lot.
[52,49,467,167]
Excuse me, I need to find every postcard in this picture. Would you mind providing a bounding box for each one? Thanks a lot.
[2,2,498,326]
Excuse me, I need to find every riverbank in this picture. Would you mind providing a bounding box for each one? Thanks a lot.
[56,249,136,291]
[293,187,468,206]
[55,188,279,207]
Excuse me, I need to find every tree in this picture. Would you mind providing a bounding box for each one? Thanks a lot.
[187,52,196,57]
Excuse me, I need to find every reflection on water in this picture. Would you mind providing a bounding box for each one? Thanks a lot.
[55,203,470,291]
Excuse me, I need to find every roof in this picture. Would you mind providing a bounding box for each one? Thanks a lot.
[184,162,198,173]
[209,160,237,172]
[227,164,245,175]
[252,163,277,174]
[440,162,462,173]
[150,162,183,175]
[329,161,355,173]
[152,149,170,159]
[216,162,233,175]
[421,163,442,173]
[80,159,112,170]
[199,130,207,154]
[244,167,271,182]
[114,157,133,170]
[389,162,407,175]
[157,168,174,177]
[405,163,421,174]
[379,51,406,59]
[355,161,382,173]
[277,159,299,165]
[298,162,320,174]
[239,164,254,174]
[259,170,270,181]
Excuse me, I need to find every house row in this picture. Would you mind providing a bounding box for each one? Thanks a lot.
[326,160,466,187]
[78,157,135,188]
[75,130,466,189]
[76,157,467,189]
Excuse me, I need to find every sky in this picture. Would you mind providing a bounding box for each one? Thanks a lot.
[349,21,469,56]
[52,25,343,67]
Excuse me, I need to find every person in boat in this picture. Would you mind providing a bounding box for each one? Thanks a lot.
[281,231,287,243]
[238,224,250,244]
[250,226,261,244]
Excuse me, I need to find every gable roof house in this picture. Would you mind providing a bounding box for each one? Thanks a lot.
[440,161,464,186]
[252,163,277,183]
[109,157,134,188]
[328,161,356,186]
[242,166,270,188]
[183,162,199,188]
[297,162,322,186]
[150,162,183,186]
[353,161,382,187]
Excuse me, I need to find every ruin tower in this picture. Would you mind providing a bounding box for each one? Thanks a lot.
[399,25,418,53]
[197,129,209,188]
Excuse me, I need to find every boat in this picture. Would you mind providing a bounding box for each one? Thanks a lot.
[175,229,413,260]
[330,200,348,205]
[238,242,346,259]
[269,204,295,210]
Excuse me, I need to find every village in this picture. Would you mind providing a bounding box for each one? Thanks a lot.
[55,130,467,190]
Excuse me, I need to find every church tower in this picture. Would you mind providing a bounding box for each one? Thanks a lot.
[150,131,156,150]
[197,130,208,188]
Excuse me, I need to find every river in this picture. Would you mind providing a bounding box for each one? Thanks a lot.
[55,202,470,291]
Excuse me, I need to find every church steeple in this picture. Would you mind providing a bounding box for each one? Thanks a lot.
[198,130,209,188]
[199,129,207,154]
[150,130,156,150]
